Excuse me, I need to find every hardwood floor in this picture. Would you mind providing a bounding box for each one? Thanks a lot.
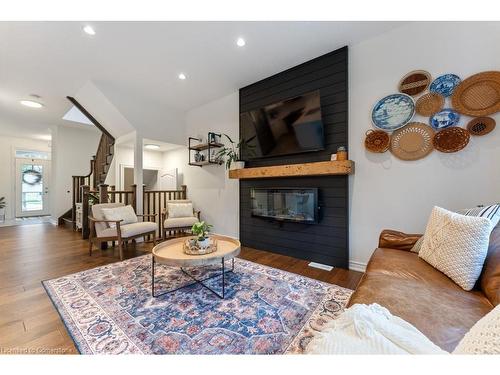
[0,223,363,354]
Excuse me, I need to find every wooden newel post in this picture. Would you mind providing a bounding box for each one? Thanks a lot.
[71,176,77,230]
[81,185,90,239]
[99,184,109,203]
[131,184,137,211]
[181,185,187,199]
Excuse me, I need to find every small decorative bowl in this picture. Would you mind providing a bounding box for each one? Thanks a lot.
[365,129,390,153]
[183,237,217,255]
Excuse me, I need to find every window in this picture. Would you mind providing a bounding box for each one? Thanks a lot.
[15,150,50,160]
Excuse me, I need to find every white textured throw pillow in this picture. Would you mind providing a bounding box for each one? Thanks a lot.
[167,202,193,218]
[101,205,138,228]
[412,204,499,254]
[419,206,492,291]
[453,304,500,354]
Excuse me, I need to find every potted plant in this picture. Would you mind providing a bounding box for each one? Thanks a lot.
[191,221,213,249]
[0,197,5,222]
[216,134,256,170]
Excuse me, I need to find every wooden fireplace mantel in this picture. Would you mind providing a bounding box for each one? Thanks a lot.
[228,160,354,179]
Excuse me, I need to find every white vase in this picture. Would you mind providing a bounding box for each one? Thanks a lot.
[197,237,211,249]
[0,208,5,222]
[230,161,245,170]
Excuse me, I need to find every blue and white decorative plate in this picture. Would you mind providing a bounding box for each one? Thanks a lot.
[371,93,415,132]
[430,108,461,129]
[429,74,461,97]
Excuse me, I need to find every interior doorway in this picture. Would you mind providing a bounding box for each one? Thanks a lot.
[123,168,159,190]
[120,165,178,191]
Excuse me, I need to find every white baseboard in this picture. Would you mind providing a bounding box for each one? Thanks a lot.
[308,262,334,271]
[349,260,367,273]
[213,232,367,273]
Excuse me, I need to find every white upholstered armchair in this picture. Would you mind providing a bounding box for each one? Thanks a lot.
[161,199,200,239]
[89,203,157,260]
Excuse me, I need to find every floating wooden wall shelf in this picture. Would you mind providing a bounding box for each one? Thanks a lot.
[228,160,354,179]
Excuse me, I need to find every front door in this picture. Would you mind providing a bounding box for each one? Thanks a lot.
[15,158,51,217]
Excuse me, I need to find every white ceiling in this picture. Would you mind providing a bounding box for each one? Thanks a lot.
[118,138,184,153]
[0,21,404,140]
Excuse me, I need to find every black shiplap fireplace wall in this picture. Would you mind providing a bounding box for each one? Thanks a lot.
[239,46,349,267]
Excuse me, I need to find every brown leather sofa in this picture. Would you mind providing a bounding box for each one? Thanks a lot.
[348,225,499,352]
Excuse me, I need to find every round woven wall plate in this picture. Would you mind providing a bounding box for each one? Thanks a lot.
[415,92,445,116]
[466,117,496,136]
[451,71,500,116]
[398,70,432,96]
[390,122,434,160]
[433,127,470,153]
[365,129,390,153]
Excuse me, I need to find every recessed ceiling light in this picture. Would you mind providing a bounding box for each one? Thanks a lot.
[178,73,187,80]
[236,37,246,47]
[20,100,43,108]
[144,144,160,150]
[83,25,96,36]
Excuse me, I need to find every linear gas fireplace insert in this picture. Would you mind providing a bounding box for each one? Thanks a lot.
[250,187,319,224]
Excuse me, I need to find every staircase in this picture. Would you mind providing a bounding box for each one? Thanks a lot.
[58,97,115,229]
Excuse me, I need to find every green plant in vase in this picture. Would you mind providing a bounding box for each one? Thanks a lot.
[215,134,256,170]
[191,221,213,248]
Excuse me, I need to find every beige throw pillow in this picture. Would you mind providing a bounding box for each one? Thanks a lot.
[418,206,492,291]
[101,205,138,228]
[453,304,500,354]
[168,202,193,218]
[410,236,424,253]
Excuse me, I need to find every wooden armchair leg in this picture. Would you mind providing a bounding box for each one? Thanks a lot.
[89,221,95,256]
[118,240,124,261]
[88,238,93,256]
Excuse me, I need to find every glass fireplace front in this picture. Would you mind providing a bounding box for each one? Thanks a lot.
[250,188,318,224]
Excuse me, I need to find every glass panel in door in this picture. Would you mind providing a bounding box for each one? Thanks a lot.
[16,159,50,217]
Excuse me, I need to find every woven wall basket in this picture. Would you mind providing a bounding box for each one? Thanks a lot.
[433,127,470,153]
[451,71,500,116]
[466,117,496,136]
[365,129,390,153]
[415,92,445,116]
[390,122,434,160]
[398,70,432,96]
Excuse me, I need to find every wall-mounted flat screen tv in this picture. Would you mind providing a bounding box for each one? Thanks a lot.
[240,90,324,159]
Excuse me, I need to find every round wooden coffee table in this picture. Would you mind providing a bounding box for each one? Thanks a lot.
[151,235,241,299]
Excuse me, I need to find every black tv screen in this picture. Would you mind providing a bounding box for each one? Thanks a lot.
[240,90,324,159]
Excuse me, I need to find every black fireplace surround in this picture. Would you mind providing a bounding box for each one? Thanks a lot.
[239,46,348,268]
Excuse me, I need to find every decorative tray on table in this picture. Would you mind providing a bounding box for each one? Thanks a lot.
[183,238,218,255]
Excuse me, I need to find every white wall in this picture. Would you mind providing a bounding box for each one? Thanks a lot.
[162,92,240,238]
[51,126,101,219]
[0,135,51,220]
[348,22,500,270]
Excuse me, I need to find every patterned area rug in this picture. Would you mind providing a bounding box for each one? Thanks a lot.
[43,255,352,354]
